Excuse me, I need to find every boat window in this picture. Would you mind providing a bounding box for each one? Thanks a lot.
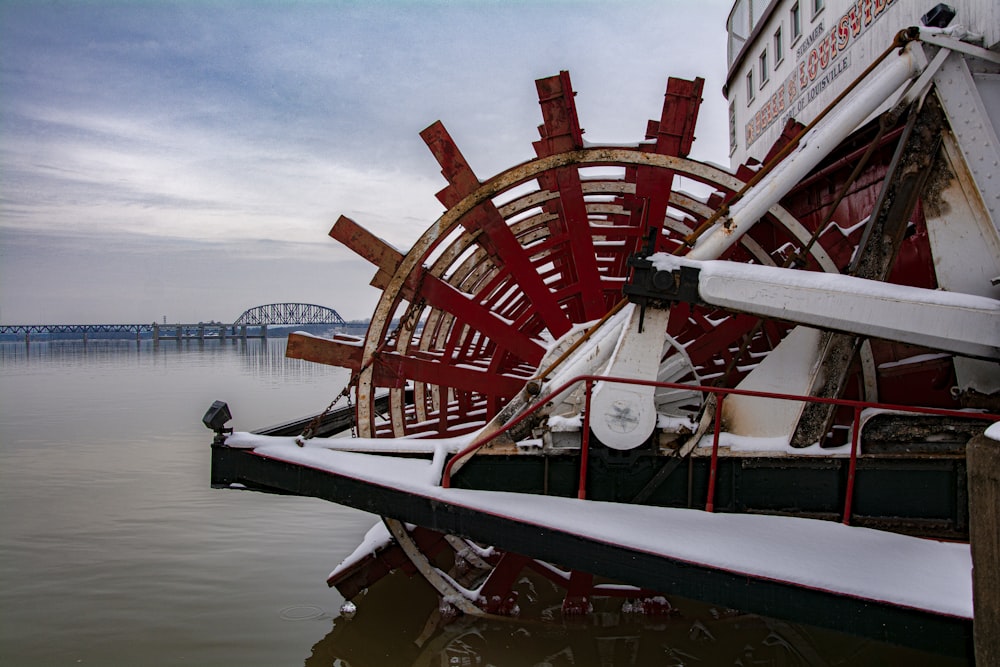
[774,26,784,64]
[727,0,751,68]
[746,69,755,103]
[812,0,824,18]
[751,0,768,30]
[790,2,801,41]
[728,0,782,69]
[759,48,769,86]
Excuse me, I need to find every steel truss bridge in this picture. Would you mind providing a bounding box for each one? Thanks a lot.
[233,303,346,327]
[0,303,350,341]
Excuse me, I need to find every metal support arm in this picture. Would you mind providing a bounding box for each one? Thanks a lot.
[630,255,1000,361]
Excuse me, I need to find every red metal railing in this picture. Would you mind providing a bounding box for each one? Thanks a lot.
[440,374,1000,525]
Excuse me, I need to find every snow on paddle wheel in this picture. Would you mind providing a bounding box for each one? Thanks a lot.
[284,67,980,619]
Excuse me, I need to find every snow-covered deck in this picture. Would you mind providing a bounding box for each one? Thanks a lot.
[222,431,972,622]
[213,433,973,650]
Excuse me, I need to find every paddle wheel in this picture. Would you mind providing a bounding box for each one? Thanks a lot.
[275,53,998,619]
[289,71,916,443]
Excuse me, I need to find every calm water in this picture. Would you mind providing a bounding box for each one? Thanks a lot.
[0,339,968,666]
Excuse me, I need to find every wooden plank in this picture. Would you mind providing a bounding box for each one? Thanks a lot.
[420,121,481,208]
[422,121,574,338]
[641,76,704,254]
[329,215,408,293]
[414,272,546,366]
[969,433,1000,667]
[374,351,526,396]
[657,76,704,158]
[534,71,584,153]
[534,71,606,319]
[286,332,363,370]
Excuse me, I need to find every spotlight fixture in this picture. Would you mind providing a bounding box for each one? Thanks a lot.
[203,400,233,444]
[921,4,956,29]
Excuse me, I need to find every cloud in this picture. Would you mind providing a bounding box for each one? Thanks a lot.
[1,0,734,323]
[0,226,384,323]
[1,98,446,246]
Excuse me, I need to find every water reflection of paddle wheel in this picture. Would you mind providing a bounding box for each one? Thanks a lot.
[289,70,967,617]
[308,570,962,667]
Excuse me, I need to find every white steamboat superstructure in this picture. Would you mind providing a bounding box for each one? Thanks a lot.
[726,0,999,164]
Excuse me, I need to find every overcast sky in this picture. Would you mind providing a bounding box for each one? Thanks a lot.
[1,0,731,324]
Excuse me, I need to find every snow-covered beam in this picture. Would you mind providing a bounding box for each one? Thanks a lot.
[644,255,1000,361]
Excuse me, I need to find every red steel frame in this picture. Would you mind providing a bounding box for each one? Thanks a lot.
[442,375,999,526]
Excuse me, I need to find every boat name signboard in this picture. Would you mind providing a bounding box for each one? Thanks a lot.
[746,0,899,148]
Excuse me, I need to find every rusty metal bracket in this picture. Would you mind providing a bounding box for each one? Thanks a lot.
[792,96,946,448]
[623,256,704,310]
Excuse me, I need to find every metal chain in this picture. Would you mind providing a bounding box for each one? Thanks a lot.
[297,298,426,445]
[347,386,357,439]
[297,382,352,445]
[392,298,426,341]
